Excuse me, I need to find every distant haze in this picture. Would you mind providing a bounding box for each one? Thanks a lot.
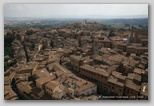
[4,4,148,19]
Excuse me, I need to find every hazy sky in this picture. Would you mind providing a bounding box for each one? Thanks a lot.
[4,4,148,18]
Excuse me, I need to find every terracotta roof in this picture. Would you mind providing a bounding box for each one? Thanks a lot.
[70,55,82,61]
[55,71,63,77]
[4,77,10,85]
[108,76,124,87]
[40,93,52,100]
[94,55,102,61]
[45,81,60,91]
[34,69,50,78]
[133,68,145,75]
[125,79,140,92]
[136,47,148,50]
[4,85,18,100]
[109,55,123,63]
[31,87,44,97]
[80,64,109,77]
[76,80,84,88]
[112,71,126,81]
[53,63,72,75]
[36,75,56,86]
[127,73,141,82]
[16,81,32,94]
[76,83,96,92]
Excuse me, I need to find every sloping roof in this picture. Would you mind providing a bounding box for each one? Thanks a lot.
[36,75,56,85]
[108,76,124,87]
[53,63,72,75]
[76,83,96,92]
[31,87,44,97]
[133,68,145,75]
[4,85,18,100]
[125,79,140,92]
[70,55,82,61]
[112,71,126,81]
[127,73,141,82]
[45,81,60,91]
[34,69,50,78]
[80,64,109,77]
[4,77,10,85]
[76,80,84,88]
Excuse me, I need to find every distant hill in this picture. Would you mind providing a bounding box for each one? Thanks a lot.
[4,17,148,29]
[86,15,148,19]
[86,18,148,26]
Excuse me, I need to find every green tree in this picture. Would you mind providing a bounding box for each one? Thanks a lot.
[4,35,14,57]
[78,36,81,47]
[50,39,54,48]
[91,36,95,44]
[108,29,116,37]
[25,30,35,36]
[4,35,16,71]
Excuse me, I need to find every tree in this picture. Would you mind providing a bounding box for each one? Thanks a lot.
[78,36,81,47]
[91,36,95,44]
[108,29,116,37]
[50,39,54,48]
[25,30,35,36]
[125,24,130,27]
[30,43,35,51]
[4,47,14,57]
[21,37,29,63]
[4,35,14,57]
[4,35,16,71]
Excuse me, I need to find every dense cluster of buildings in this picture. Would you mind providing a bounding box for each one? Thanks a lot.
[4,22,148,100]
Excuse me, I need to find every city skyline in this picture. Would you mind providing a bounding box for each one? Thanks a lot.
[4,4,148,100]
